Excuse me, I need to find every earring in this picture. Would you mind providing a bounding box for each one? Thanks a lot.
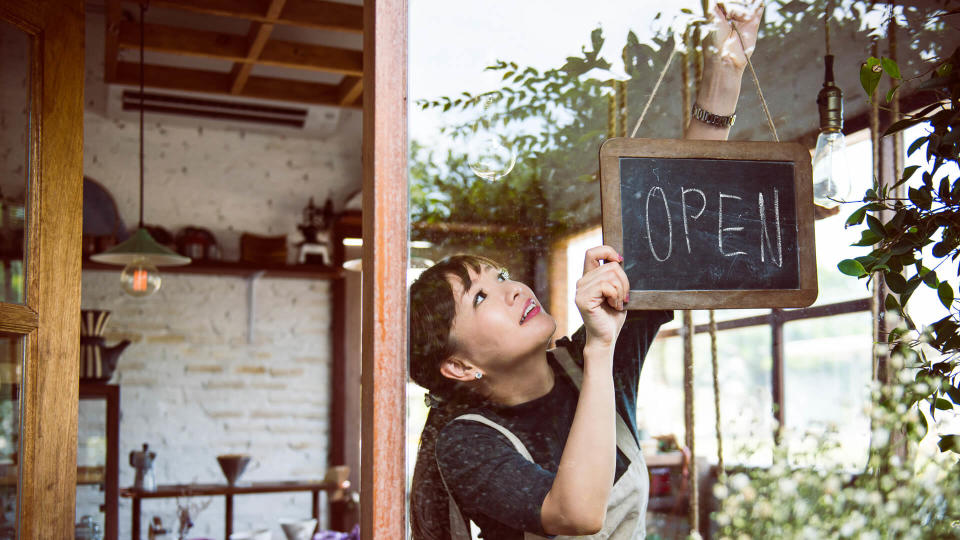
[474,372,483,380]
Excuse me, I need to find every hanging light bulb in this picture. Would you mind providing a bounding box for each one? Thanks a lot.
[88,3,189,296]
[120,257,161,297]
[811,57,850,207]
[467,98,516,181]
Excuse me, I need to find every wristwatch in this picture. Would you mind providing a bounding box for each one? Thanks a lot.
[692,103,736,128]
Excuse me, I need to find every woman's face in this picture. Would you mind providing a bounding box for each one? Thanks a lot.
[445,264,557,374]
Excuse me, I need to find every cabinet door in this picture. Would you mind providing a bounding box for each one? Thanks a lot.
[0,0,85,537]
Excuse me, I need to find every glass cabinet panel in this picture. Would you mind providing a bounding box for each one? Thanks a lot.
[0,18,30,305]
[0,335,22,539]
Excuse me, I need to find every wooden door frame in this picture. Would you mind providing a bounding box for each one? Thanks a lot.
[0,1,84,537]
[360,0,408,537]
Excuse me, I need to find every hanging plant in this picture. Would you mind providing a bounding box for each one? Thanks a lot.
[838,46,960,454]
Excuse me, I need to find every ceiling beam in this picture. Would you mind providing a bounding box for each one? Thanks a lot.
[112,61,361,108]
[230,0,287,94]
[142,0,364,34]
[337,76,363,106]
[117,21,363,76]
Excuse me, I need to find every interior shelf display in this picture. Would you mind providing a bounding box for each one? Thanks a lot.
[83,258,342,280]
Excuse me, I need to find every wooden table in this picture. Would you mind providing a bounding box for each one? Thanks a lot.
[120,479,349,540]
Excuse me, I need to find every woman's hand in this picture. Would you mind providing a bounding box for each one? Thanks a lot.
[688,1,764,139]
[703,1,765,73]
[575,246,629,348]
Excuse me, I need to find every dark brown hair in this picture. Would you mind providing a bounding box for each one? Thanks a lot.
[408,254,501,540]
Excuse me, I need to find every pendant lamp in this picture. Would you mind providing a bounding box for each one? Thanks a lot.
[811,0,851,208]
[90,2,190,296]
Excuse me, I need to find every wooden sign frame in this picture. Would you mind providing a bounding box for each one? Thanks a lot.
[599,137,817,309]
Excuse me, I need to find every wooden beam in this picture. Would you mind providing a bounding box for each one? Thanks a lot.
[263,40,362,76]
[113,61,361,108]
[337,76,363,106]
[104,0,121,81]
[144,0,364,33]
[230,0,287,94]
[117,21,363,76]
[118,21,249,60]
[360,0,407,538]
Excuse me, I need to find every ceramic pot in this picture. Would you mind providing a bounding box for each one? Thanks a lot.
[279,518,317,540]
[79,310,130,383]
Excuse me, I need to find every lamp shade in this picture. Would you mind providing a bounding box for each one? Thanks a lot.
[90,227,191,266]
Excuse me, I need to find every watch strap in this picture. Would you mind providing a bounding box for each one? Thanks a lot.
[692,103,736,128]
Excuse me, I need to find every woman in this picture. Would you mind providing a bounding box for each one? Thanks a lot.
[410,4,763,538]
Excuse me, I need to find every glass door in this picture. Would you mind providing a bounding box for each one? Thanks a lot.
[0,1,85,537]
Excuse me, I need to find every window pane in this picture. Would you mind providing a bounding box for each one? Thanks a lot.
[783,312,873,469]
[0,19,30,305]
[639,326,774,467]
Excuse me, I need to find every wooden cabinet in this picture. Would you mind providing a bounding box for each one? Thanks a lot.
[78,383,120,540]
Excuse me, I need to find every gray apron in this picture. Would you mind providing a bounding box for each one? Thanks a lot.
[438,346,648,540]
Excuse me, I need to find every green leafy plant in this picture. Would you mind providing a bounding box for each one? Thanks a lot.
[838,46,960,454]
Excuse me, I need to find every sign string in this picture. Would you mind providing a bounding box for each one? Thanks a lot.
[630,17,779,143]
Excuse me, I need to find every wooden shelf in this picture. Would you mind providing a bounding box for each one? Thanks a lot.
[83,259,343,280]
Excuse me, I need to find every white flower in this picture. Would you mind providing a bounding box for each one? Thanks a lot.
[741,485,756,502]
[859,531,880,540]
[779,477,797,495]
[753,500,773,518]
[868,491,882,506]
[794,499,809,518]
[839,512,867,537]
[871,428,890,447]
[687,532,703,540]
[914,382,930,395]
[731,473,750,491]
[714,483,729,499]
[825,475,842,495]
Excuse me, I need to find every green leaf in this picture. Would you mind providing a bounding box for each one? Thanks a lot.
[917,408,928,438]
[866,214,887,238]
[947,384,960,404]
[853,229,883,247]
[838,259,867,277]
[860,60,883,97]
[939,434,960,453]
[921,268,939,288]
[885,272,907,293]
[938,282,954,308]
[885,85,900,103]
[908,187,932,210]
[885,292,901,312]
[883,117,922,137]
[881,57,902,79]
[845,206,868,227]
[907,138,927,157]
[935,398,954,410]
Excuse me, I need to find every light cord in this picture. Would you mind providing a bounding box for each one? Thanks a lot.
[139,2,146,228]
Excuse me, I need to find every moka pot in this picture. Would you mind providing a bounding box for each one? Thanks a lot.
[130,443,157,491]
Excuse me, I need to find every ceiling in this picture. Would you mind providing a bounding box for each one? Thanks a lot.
[104,0,364,110]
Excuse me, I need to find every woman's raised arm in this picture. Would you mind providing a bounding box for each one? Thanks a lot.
[686,1,764,141]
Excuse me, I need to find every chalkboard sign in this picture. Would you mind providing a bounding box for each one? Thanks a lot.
[599,138,817,309]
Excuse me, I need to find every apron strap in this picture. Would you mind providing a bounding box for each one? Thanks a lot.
[435,443,474,540]
[550,345,645,464]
